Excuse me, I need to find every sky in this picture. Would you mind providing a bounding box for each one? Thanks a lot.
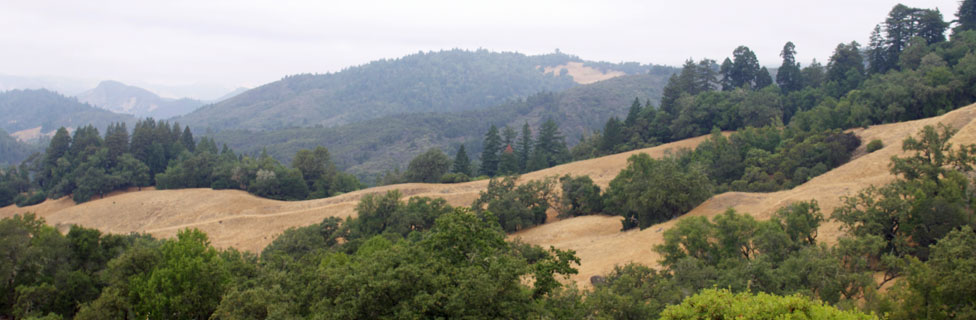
[0,0,961,96]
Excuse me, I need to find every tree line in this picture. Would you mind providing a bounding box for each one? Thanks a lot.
[574,3,974,161]
[0,118,362,207]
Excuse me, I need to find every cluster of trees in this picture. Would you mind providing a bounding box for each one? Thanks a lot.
[478,120,571,177]
[575,3,975,163]
[156,145,361,201]
[0,118,362,206]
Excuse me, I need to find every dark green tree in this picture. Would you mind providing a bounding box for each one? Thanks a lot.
[604,154,713,230]
[776,42,803,91]
[956,0,976,34]
[755,67,773,88]
[518,122,533,172]
[405,148,452,183]
[181,126,195,153]
[480,125,502,176]
[528,119,570,171]
[452,144,472,176]
[730,46,760,88]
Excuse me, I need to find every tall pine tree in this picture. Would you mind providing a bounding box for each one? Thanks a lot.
[479,125,502,176]
[452,145,472,176]
[518,123,532,172]
[776,42,803,92]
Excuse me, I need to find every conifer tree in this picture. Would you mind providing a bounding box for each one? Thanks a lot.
[776,42,803,91]
[452,145,472,176]
[181,126,195,153]
[518,123,532,172]
[480,125,502,176]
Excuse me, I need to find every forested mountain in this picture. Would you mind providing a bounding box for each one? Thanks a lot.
[75,80,205,119]
[0,89,133,136]
[0,129,39,166]
[177,49,669,131]
[209,72,674,180]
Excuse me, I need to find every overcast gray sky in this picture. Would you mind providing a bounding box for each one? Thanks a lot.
[0,0,961,91]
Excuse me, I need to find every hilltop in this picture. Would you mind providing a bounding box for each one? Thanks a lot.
[210,72,673,179]
[75,80,205,119]
[176,49,673,131]
[0,89,133,141]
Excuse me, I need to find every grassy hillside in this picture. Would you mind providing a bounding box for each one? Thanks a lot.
[208,72,672,180]
[6,102,973,287]
[0,89,133,136]
[177,49,672,131]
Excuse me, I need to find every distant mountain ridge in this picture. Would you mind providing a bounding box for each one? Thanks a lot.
[75,80,206,119]
[0,89,133,140]
[209,71,676,180]
[177,49,666,131]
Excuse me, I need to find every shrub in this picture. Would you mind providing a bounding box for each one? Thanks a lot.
[866,139,884,152]
[440,173,471,184]
[16,192,47,207]
[603,154,713,230]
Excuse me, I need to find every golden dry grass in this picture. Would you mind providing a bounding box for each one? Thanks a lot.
[3,103,976,288]
[542,62,626,84]
[513,103,976,286]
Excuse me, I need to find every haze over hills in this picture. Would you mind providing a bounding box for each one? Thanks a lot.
[0,89,133,141]
[209,71,674,179]
[0,128,40,166]
[176,49,672,131]
[75,80,206,119]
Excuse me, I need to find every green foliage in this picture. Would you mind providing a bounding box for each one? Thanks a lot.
[866,139,884,152]
[451,144,472,176]
[439,172,470,183]
[887,226,976,319]
[834,125,976,261]
[480,125,502,176]
[405,147,451,183]
[660,288,876,319]
[604,154,713,230]
[129,229,230,319]
[557,174,603,217]
[585,263,682,319]
[472,175,558,232]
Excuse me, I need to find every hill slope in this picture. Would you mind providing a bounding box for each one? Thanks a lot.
[0,89,133,139]
[75,80,205,119]
[210,72,672,179]
[5,103,975,286]
[176,50,671,131]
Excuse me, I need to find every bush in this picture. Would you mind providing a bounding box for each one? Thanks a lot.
[660,288,875,319]
[557,175,603,217]
[866,139,884,152]
[16,192,47,207]
[440,173,471,184]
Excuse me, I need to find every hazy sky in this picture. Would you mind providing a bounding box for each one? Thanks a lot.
[0,0,961,90]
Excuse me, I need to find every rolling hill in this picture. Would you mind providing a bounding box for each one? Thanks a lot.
[6,103,976,286]
[0,128,40,165]
[75,80,205,119]
[176,49,673,131]
[209,72,673,180]
[0,89,133,141]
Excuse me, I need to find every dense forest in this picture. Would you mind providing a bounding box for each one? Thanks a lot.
[5,1,976,319]
[210,72,674,181]
[0,89,133,136]
[177,50,671,131]
[0,129,40,166]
